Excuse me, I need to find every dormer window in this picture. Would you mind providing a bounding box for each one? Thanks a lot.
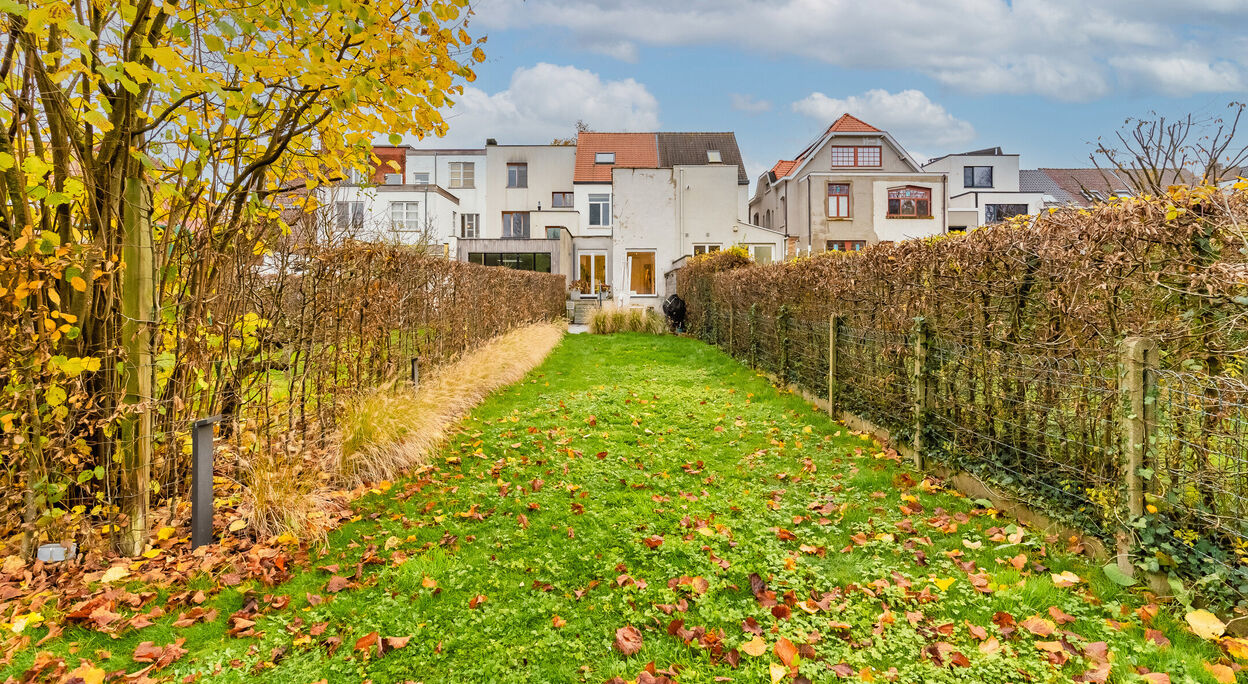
[707,150,722,163]
[595,152,615,164]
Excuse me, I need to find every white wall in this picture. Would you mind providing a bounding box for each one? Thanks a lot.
[485,145,576,239]
[407,151,487,243]
[574,184,613,238]
[611,168,675,307]
[925,154,1022,194]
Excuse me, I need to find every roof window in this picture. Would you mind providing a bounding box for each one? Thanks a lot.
[595,152,615,164]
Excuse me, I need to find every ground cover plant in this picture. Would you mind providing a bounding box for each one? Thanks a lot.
[3,334,1240,683]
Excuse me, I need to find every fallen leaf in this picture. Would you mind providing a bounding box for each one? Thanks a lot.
[1205,663,1236,684]
[774,636,797,666]
[741,636,767,657]
[615,625,643,656]
[1186,610,1227,641]
[100,566,129,584]
[355,631,378,655]
[1051,571,1081,588]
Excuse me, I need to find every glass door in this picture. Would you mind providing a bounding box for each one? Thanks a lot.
[577,251,607,296]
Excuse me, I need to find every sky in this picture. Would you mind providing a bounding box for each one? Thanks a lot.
[411,0,1248,184]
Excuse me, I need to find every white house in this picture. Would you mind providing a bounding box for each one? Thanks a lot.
[922,147,1044,230]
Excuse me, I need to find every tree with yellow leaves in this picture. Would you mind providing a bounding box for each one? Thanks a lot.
[0,0,484,554]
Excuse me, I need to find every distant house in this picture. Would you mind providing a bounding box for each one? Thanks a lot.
[576,131,782,306]
[922,147,1044,231]
[749,114,947,256]
[1028,168,1136,208]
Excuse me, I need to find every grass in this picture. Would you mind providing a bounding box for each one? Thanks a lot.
[5,333,1233,683]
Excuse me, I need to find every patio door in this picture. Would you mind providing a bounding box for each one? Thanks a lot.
[578,251,607,294]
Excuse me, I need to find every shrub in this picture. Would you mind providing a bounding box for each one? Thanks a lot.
[588,305,666,335]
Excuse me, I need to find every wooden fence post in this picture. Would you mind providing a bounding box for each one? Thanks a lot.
[728,308,734,356]
[1118,336,1157,576]
[119,177,155,556]
[777,305,790,382]
[912,317,932,471]
[829,314,842,417]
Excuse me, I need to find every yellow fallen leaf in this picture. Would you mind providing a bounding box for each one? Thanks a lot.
[1204,662,1235,684]
[1186,609,1226,640]
[1223,637,1248,660]
[228,519,247,532]
[100,565,129,584]
[741,636,767,657]
[1051,571,1081,588]
[933,577,955,591]
[769,662,788,683]
[156,526,176,541]
[66,664,104,684]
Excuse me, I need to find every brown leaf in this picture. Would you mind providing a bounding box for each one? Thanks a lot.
[325,576,350,593]
[774,636,797,666]
[1021,616,1056,636]
[1048,606,1077,625]
[615,625,643,656]
[469,594,487,609]
[384,636,411,650]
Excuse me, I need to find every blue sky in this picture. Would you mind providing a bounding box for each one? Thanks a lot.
[418,0,1248,181]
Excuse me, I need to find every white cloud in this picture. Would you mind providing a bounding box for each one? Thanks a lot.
[792,89,976,150]
[421,63,660,147]
[730,93,772,114]
[1110,55,1245,96]
[472,0,1248,101]
[581,39,639,62]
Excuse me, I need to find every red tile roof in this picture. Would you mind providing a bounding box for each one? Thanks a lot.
[770,160,797,178]
[827,113,880,133]
[574,132,658,183]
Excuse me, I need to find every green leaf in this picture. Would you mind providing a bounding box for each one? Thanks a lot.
[1101,562,1138,587]
[388,133,403,146]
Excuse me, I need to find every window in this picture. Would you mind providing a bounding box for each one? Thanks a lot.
[461,213,479,238]
[963,166,993,188]
[753,212,760,225]
[502,212,530,238]
[343,167,367,185]
[886,186,932,218]
[507,163,527,188]
[336,201,364,231]
[552,192,574,208]
[388,201,421,232]
[706,149,722,163]
[595,152,615,164]
[627,251,655,295]
[984,204,1029,223]
[449,162,475,188]
[467,252,552,273]
[949,226,967,234]
[578,252,607,293]
[588,193,611,227]
[749,244,773,264]
[827,183,850,218]
[826,240,866,252]
[411,172,430,184]
[545,226,562,239]
[693,244,721,255]
[830,146,881,167]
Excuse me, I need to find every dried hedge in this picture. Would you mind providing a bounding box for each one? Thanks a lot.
[679,186,1248,608]
[0,234,565,554]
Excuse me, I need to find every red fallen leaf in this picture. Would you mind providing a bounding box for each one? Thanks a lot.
[992,612,1016,628]
[132,639,187,669]
[310,622,329,636]
[469,594,487,609]
[324,636,343,654]
[552,615,567,628]
[1072,663,1111,683]
[771,604,792,620]
[965,622,989,640]
[691,577,709,595]
[1049,606,1077,625]
[950,651,971,667]
[133,642,164,663]
[355,631,379,654]
[1144,628,1171,647]
[517,513,528,529]
[615,625,643,656]
[1084,641,1110,663]
[643,536,664,549]
[774,637,797,666]
[1141,673,1170,684]
[831,662,854,677]
[742,617,762,635]
[325,576,350,593]
[725,649,740,668]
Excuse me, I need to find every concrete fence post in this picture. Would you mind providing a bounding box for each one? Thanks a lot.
[912,317,932,471]
[728,308,735,356]
[748,303,758,369]
[1117,336,1157,576]
[829,314,842,417]
[777,305,790,381]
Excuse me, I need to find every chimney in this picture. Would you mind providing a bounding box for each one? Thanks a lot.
[486,138,498,146]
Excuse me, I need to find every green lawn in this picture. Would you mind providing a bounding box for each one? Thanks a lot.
[7,333,1233,683]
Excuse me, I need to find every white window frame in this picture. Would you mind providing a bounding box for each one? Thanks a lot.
[706,149,722,163]
[502,211,530,238]
[411,172,430,184]
[588,193,611,227]
[336,201,364,231]
[827,182,850,218]
[388,201,421,232]
[595,152,615,164]
[692,244,721,256]
[449,162,474,188]
[626,249,656,296]
[461,213,479,238]
[748,244,774,264]
[507,163,528,188]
